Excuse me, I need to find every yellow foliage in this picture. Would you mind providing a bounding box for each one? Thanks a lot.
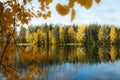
[76,0,93,9]
[84,0,93,9]
[76,24,87,42]
[47,11,51,17]
[0,0,101,79]
[74,47,85,60]
[95,0,101,4]
[1,42,17,65]
[110,26,117,43]
[110,46,117,62]
[59,27,65,43]
[52,37,57,45]
[98,27,103,41]
[42,14,47,19]
[38,0,45,3]
[26,29,32,43]
[98,48,104,61]
[68,27,72,35]
[49,30,52,44]
[33,32,38,45]
[46,0,53,5]
[56,3,70,16]
[28,0,32,2]
[71,9,76,21]
[68,0,75,8]
[41,4,45,11]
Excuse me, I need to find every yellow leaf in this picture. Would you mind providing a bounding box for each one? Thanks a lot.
[56,3,70,16]
[68,0,75,8]
[47,11,51,17]
[41,4,45,11]
[28,0,32,2]
[84,0,93,9]
[95,0,100,4]
[71,9,76,21]
[76,0,85,6]
[46,0,53,5]
[42,14,47,19]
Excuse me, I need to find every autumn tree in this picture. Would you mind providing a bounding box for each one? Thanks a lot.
[67,26,75,43]
[33,32,38,45]
[26,28,32,43]
[0,0,101,79]
[37,28,41,45]
[98,25,110,44]
[110,25,118,44]
[52,25,60,45]
[76,24,87,43]
[63,26,69,43]
[48,24,53,45]
[59,25,65,44]
[72,24,78,43]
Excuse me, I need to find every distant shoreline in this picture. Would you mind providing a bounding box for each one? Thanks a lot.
[17,43,33,46]
[16,43,83,46]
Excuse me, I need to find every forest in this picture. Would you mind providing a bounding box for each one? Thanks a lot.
[17,24,120,46]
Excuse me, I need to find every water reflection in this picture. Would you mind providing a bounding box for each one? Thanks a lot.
[19,45,120,80]
[24,45,120,65]
[44,62,120,80]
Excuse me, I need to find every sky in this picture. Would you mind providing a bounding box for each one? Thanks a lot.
[30,0,120,26]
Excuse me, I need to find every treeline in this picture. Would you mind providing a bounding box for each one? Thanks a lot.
[17,23,120,46]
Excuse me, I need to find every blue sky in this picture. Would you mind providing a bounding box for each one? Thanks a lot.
[30,0,120,26]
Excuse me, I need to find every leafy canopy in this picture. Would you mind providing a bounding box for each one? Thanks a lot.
[0,0,100,31]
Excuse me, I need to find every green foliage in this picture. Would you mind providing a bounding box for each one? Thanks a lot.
[52,25,60,45]
[22,24,120,46]
[17,26,26,43]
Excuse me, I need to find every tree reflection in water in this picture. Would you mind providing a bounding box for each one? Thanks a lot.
[22,45,120,65]
[25,45,120,80]
[0,45,120,80]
